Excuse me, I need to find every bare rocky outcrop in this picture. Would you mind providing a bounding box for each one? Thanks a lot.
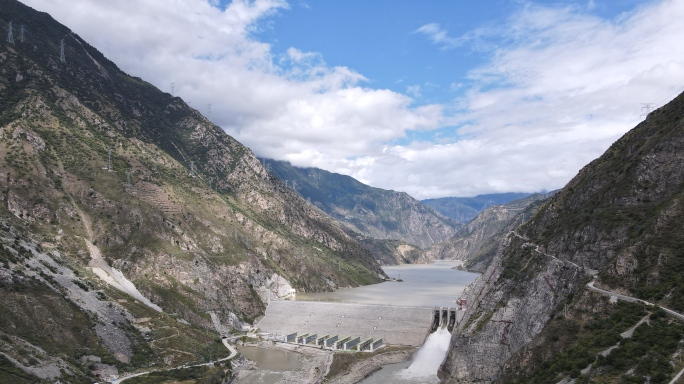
[440,92,684,382]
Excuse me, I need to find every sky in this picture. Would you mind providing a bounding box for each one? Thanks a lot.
[20,0,684,199]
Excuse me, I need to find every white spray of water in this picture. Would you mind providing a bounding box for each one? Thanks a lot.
[399,327,451,379]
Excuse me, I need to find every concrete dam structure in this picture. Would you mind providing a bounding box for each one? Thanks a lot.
[256,300,463,347]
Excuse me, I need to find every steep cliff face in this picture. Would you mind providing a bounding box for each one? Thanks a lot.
[442,91,684,383]
[0,2,385,381]
[419,194,549,269]
[264,159,460,251]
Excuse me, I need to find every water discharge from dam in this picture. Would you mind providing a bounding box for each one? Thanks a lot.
[359,327,451,384]
[243,261,478,383]
[298,260,478,383]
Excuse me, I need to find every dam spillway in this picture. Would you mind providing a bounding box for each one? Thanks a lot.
[256,300,436,347]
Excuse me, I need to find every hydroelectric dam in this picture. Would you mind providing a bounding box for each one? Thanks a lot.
[255,300,464,349]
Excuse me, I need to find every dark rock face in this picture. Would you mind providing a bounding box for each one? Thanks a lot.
[442,92,684,382]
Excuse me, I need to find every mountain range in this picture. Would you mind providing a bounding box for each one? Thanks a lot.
[3,0,684,383]
[0,1,384,380]
[422,192,532,223]
[263,158,460,252]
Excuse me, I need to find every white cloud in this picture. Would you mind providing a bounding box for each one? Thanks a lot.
[368,0,684,198]
[22,0,442,178]
[415,23,463,49]
[21,0,684,199]
[406,85,422,98]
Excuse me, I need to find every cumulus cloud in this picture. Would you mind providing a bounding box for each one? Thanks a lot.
[372,0,684,198]
[23,0,442,174]
[22,0,684,199]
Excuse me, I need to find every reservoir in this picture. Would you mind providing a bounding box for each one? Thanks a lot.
[295,260,478,308]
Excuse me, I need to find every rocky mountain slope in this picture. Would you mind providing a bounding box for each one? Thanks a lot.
[441,91,684,383]
[263,159,459,250]
[418,193,550,271]
[422,192,531,223]
[0,1,385,381]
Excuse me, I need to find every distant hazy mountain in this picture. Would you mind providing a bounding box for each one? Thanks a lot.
[262,159,460,250]
[419,193,551,271]
[422,193,532,223]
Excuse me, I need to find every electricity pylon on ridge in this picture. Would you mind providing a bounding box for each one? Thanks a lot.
[640,103,654,119]
[19,25,24,43]
[171,83,175,96]
[103,147,113,171]
[59,39,66,63]
[125,169,133,189]
[7,21,14,44]
[189,161,196,178]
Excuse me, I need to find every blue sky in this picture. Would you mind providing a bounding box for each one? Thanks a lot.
[22,0,684,198]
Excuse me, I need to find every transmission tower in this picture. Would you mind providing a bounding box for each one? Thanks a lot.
[640,103,654,119]
[207,103,212,117]
[291,180,297,190]
[7,21,14,44]
[125,169,133,189]
[171,83,175,95]
[60,39,66,63]
[190,161,196,178]
[103,146,113,171]
[19,25,24,43]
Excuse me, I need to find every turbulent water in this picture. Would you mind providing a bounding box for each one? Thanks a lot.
[295,261,478,383]
[242,261,477,383]
[359,328,452,384]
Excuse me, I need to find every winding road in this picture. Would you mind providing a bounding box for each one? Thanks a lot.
[508,231,684,383]
[585,277,684,384]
